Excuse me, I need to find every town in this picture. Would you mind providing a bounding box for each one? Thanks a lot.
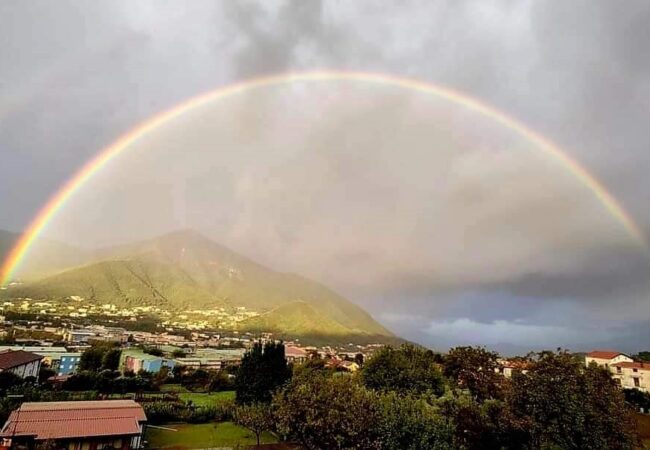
[0,310,649,449]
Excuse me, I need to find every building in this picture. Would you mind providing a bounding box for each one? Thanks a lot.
[611,361,650,392]
[0,350,43,379]
[58,353,82,376]
[125,354,176,373]
[0,400,147,449]
[0,346,67,369]
[585,350,633,369]
[496,358,531,378]
[285,346,308,364]
[65,329,97,343]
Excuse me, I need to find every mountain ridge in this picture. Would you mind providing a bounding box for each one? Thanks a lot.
[1,229,394,340]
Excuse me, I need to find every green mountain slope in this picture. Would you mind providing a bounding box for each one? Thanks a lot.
[3,230,393,338]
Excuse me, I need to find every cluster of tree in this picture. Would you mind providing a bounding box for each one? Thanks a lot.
[235,340,291,404]
[144,399,234,424]
[232,343,640,450]
[61,369,157,393]
[141,345,164,357]
[171,366,233,392]
[78,342,122,372]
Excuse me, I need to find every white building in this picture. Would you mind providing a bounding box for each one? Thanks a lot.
[584,350,633,369]
[611,362,650,392]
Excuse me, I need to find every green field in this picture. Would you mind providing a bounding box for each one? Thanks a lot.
[145,422,277,448]
[179,391,235,406]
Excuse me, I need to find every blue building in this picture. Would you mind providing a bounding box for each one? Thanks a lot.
[125,354,176,373]
[57,353,82,376]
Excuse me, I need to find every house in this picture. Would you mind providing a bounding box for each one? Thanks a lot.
[0,346,67,369]
[125,354,176,373]
[285,346,308,364]
[0,350,43,379]
[496,358,531,378]
[611,361,650,392]
[585,350,633,369]
[0,400,147,449]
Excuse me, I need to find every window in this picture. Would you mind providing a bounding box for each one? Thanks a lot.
[634,378,640,387]
[633,368,638,373]
[617,366,622,373]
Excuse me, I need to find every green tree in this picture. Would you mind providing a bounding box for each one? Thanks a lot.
[235,341,291,404]
[78,347,104,372]
[443,346,503,401]
[508,350,639,449]
[377,392,454,449]
[274,371,382,450]
[101,348,122,371]
[234,403,273,446]
[171,349,186,358]
[361,344,444,396]
[38,366,56,384]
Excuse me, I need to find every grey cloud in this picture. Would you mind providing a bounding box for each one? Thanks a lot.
[2,1,650,350]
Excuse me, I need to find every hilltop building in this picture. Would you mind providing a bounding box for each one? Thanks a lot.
[585,350,648,392]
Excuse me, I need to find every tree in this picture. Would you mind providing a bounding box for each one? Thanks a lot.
[0,372,23,393]
[377,392,454,450]
[172,349,186,358]
[234,403,273,446]
[508,350,639,449]
[443,346,503,401]
[235,341,291,404]
[143,346,164,357]
[38,366,56,384]
[361,344,444,396]
[101,348,122,371]
[633,351,650,362]
[78,347,104,372]
[274,371,382,450]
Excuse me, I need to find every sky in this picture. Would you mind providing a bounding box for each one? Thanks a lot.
[1,0,650,353]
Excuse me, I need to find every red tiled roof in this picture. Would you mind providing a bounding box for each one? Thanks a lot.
[0,350,42,370]
[614,361,650,371]
[586,350,625,360]
[0,400,146,440]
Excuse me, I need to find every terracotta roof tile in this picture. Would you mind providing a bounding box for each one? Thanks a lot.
[0,400,146,440]
[586,350,625,360]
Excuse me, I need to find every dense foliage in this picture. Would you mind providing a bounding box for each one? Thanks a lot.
[235,340,291,404]
[361,343,445,396]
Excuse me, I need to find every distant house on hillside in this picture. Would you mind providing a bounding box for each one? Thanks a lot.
[496,358,531,378]
[0,400,147,449]
[0,350,43,379]
[285,346,308,364]
[585,350,633,368]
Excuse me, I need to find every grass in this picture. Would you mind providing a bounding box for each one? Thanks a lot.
[145,422,277,448]
[178,390,235,406]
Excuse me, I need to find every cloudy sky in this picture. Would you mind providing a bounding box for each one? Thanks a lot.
[2,0,650,353]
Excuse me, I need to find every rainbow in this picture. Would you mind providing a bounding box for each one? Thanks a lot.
[1,71,645,284]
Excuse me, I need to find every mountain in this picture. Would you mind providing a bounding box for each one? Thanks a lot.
[3,230,394,340]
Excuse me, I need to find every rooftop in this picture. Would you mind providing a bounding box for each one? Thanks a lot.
[0,400,147,440]
[586,350,626,360]
[0,350,43,370]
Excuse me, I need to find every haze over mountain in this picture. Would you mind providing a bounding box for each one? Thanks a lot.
[1,230,394,341]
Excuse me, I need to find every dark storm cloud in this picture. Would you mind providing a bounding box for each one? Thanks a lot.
[2,0,650,350]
